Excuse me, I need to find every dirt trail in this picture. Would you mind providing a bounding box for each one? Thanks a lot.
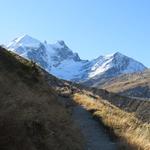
[72,106,118,150]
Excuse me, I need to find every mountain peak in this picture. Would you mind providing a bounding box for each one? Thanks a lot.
[7,35,41,49]
[54,40,70,50]
[19,34,32,39]
[113,52,125,57]
[5,35,146,82]
[104,52,123,58]
[14,34,36,43]
[57,40,66,45]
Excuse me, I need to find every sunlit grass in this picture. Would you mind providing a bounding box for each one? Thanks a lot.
[73,93,150,150]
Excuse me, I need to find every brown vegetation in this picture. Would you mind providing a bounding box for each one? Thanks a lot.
[72,93,150,150]
[99,70,150,99]
[1,46,150,150]
[0,47,84,150]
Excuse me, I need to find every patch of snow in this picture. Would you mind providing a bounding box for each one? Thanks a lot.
[88,55,113,78]
[7,35,41,49]
[50,59,85,80]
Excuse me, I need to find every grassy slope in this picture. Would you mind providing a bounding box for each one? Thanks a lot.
[1,46,149,150]
[98,70,150,98]
[0,47,84,150]
[90,88,150,123]
[72,92,150,150]
[44,71,150,150]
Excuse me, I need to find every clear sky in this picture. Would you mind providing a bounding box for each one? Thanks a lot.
[0,0,150,67]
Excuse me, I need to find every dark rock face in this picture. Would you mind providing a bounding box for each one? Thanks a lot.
[27,44,48,69]
[53,41,81,62]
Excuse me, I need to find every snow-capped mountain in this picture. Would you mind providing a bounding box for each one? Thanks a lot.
[6,35,147,84]
[84,52,147,86]
[6,35,88,81]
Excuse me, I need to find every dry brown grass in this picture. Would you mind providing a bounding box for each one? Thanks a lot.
[73,93,150,150]
[100,70,150,98]
[0,47,85,150]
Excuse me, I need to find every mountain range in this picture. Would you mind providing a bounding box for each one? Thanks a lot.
[5,35,147,85]
[0,38,150,150]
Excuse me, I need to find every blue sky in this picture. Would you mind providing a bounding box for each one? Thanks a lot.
[0,0,150,67]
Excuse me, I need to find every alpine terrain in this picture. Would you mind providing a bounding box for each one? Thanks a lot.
[0,46,84,150]
[6,35,147,85]
[0,44,150,150]
[98,69,150,99]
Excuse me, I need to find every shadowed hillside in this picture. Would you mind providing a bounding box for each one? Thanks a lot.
[0,47,84,150]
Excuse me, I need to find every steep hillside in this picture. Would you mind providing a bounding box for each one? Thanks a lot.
[97,69,150,99]
[72,92,150,150]
[0,47,84,150]
[1,46,150,150]
[46,73,150,149]
[6,35,146,83]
